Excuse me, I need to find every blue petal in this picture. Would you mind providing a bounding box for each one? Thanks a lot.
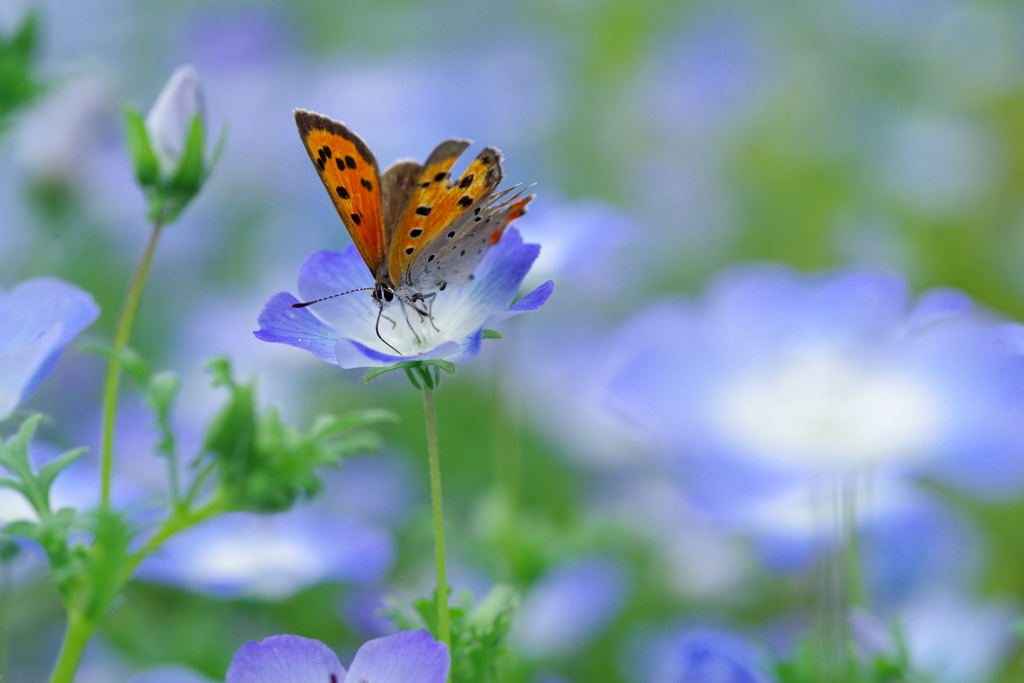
[486,280,555,327]
[254,292,342,364]
[297,248,379,336]
[513,556,629,657]
[0,278,99,420]
[334,337,461,370]
[345,630,449,683]
[226,634,345,683]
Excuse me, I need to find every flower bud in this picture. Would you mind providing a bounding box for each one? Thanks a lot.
[144,65,205,177]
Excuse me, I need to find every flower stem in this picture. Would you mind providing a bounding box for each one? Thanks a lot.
[99,217,164,509]
[47,612,94,683]
[422,385,451,650]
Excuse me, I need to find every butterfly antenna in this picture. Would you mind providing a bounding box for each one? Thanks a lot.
[375,306,402,355]
[291,287,374,308]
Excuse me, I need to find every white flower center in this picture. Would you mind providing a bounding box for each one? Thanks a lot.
[712,345,944,469]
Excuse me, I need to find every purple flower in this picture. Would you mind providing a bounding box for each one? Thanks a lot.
[226,630,448,683]
[254,228,553,369]
[0,277,99,420]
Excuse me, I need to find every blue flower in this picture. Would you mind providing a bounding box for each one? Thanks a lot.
[226,630,448,683]
[512,555,630,658]
[254,227,553,369]
[643,629,777,683]
[0,277,99,421]
[607,266,1024,502]
[135,508,394,600]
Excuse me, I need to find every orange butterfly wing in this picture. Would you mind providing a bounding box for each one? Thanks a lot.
[387,142,503,287]
[294,110,386,276]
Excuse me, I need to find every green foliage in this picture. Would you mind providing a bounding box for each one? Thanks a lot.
[388,586,519,683]
[204,357,398,512]
[0,416,84,530]
[365,359,456,390]
[0,416,135,622]
[482,329,504,339]
[0,12,43,135]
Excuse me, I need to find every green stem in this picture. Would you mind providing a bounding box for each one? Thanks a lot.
[99,218,164,509]
[45,495,225,683]
[422,385,451,650]
[123,496,227,578]
[48,612,94,683]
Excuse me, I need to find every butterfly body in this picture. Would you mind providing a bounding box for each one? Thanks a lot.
[294,111,533,342]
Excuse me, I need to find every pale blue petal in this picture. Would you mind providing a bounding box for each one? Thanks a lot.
[226,634,345,683]
[344,630,449,683]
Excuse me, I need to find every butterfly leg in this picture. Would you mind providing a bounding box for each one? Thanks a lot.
[380,313,398,329]
[398,299,424,345]
[423,292,440,332]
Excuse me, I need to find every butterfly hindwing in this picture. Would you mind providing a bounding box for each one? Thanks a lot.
[407,190,534,292]
[388,142,503,287]
[380,160,423,246]
[295,110,385,273]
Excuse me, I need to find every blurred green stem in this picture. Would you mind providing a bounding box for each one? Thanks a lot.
[48,613,92,683]
[422,385,451,652]
[99,215,164,509]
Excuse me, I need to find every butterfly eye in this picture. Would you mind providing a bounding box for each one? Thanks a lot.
[383,289,394,302]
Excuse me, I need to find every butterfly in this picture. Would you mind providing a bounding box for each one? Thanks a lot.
[292,110,533,354]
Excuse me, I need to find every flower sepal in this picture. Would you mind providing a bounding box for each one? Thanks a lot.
[364,359,456,389]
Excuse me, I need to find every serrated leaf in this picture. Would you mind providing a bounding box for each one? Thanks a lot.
[482,329,503,339]
[35,447,86,495]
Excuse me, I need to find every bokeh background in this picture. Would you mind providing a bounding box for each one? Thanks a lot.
[4,0,1024,681]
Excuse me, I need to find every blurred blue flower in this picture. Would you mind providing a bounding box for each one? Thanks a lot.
[512,556,630,658]
[0,277,99,420]
[643,628,777,683]
[255,228,553,369]
[608,266,1024,505]
[136,508,393,600]
[226,630,448,683]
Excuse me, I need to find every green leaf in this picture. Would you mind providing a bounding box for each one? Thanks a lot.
[123,107,160,188]
[35,447,86,497]
[482,329,504,339]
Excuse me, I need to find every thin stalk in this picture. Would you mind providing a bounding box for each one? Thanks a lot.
[99,217,164,509]
[47,613,93,683]
[422,385,451,650]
